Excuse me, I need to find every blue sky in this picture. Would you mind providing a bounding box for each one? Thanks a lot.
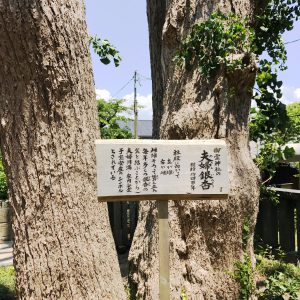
[85,1,300,120]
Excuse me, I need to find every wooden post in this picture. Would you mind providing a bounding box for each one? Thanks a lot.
[158,200,170,300]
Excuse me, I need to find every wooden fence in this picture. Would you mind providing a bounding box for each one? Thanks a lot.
[255,188,300,254]
[108,188,300,254]
[107,202,138,252]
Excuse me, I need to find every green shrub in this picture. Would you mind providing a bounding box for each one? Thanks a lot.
[256,254,300,299]
[0,266,15,300]
[258,271,300,299]
[231,255,255,300]
[0,153,8,200]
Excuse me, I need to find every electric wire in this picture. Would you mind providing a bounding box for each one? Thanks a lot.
[139,74,152,81]
[110,76,134,99]
[107,72,151,101]
[285,38,300,45]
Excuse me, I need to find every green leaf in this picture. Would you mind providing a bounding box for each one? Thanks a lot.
[90,35,122,67]
[100,57,111,65]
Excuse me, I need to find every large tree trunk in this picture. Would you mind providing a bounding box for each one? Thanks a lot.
[129,1,260,299]
[0,1,126,299]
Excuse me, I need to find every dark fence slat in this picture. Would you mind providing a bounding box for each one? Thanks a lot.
[113,202,123,247]
[108,201,139,252]
[255,208,263,242]
[121,202,129,247]
[278,194,295,252]
[260,198,279,248]
[297,200,300,252]
[129,202,138,243]
[255,189,299,254]
[109,189,299,254]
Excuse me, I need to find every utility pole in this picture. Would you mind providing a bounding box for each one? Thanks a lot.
[133,71,138,139]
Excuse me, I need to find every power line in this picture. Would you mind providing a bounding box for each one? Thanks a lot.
[139,74,152,81]
[108,71,151,101]
[285,38,300,45]
[110,76,134,99]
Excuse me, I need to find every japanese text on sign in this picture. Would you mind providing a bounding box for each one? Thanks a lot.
[96,140,229,199]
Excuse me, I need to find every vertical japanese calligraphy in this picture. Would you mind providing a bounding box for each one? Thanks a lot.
[110,149,116,181]
[214,147,222,176]
[190,162,196,191]
[174,150,181,178]
[151,148,158,192]
[117,148,124,192]
[134,148,141,193]
[142,148,150,191]
[199,150,214,191]
[126,148,133,193]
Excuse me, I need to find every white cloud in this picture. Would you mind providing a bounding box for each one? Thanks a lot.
[123,93,153,120]
[95,89,111,100]
[95,88,153,120]
[281,85,300,104]
[293,88,300,99]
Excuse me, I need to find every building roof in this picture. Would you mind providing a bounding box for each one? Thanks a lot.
[117,120,153,138]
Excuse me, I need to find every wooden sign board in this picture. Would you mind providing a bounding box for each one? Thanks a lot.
[96,139,229,201]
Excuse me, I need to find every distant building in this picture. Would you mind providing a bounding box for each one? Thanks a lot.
[117,120,153,139]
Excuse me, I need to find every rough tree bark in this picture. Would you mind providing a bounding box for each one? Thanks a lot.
[0,1,126,299]
[129,1,260,299]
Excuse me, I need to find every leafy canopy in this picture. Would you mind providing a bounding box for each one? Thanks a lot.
[286,102,300,142]
[97,98,133,139]
[174,12,255,76]
[251,0,300,145]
